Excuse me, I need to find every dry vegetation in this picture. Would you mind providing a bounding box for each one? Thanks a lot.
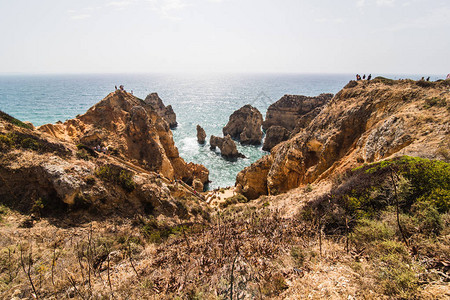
[1,156,449,299]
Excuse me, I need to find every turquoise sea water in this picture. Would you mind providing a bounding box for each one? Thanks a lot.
[0,73,439,189]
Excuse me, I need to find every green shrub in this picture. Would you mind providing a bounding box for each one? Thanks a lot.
[424,97,446,108]
[0,134,14,151]
[76,149,90,161]
[76,144,98,158]
[0,110,33,129]
[0,204,8,221]
[417,187,450,213]
[377,253,419,298]
[219,193,248,209]
[411,202,442,235]
[261,273,288,296]
[290,246,306,267]
[352,219,395,245]
[96,165,136,192]
[142,218,187,244]
[373,76,396,85]
[20,138,40,150]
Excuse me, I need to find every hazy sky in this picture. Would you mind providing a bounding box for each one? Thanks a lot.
[0,0,449,74]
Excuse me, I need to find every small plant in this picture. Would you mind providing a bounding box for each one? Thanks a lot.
[424,97,446,108]
[373,76,396,85]
[96,165,136,192]
[76,149,90,161]
[305,184,313,193]
[290,246,306,267]
[261,273,288,296]
[0,110,33,129]
[219,194,248,209]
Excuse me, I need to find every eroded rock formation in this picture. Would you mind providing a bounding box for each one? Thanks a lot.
[223,105,263,145]
[197,125,206,144]
[38,90,208,186]
[210,135,245,159]
[144,93,177,128]
[237,79,450,199]
[0,117,209,221]
[263,94,332,131]
[262,125,290,152]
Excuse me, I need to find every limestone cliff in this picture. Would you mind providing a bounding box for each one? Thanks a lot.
[38,90,208,186]
[0,117,208,221]
[237,78,450,199]
[262,125,291,152]
[144,92,178,128]
[262,93,332,132]
[223,105,263,145]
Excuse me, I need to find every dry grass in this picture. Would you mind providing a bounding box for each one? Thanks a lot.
[1,194,448,299]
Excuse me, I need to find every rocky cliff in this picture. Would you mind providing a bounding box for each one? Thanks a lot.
[237,78,450,199]
[144,92,178,128]
[0,116,209,221]
[223,105,263,145]
[38,90,208,186]
[262,93,332,132]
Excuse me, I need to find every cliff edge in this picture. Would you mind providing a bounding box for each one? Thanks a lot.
[237,78,450,199]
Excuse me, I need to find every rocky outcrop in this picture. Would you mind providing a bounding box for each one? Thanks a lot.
[235,155,272,200]
[144,93,177,128]
[237,79,450,199]
[262,125,290,152]
[210,135,245,159]
[223,105,263,145]
[196,125,206,144]
[38,90,208,187]
[263,94,332,132]
[0,118,210,221]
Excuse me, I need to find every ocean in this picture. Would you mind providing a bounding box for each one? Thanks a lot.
[0,73,438,189]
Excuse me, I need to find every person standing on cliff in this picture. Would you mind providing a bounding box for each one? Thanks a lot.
[368,74,372,81]
[363,74,366,80]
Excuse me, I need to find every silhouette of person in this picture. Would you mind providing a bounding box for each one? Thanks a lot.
[367,74,372,81]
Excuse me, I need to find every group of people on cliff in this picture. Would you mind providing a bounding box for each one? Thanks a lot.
[356,74,371,81]
[114,85,133,95]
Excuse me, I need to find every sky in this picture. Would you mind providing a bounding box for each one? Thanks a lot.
[0,0,449,74]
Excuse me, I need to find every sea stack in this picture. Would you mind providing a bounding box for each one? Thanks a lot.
[196,125,206,144]
[223,105,263,145]
[210,135,246,159]
[144,93,178,128]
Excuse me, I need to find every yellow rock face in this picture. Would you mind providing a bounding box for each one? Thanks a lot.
[237,79,450,199]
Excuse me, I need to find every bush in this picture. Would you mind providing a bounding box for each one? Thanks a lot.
[219,194,248,209]
[411,202,442,235]
[417,187,450,213]
[377,253,419,298]
[373,76,396,85]
[96,165,136,192]
[0,110,33,129]
[76,149,90,161]
[424,97,446,108]
[261,273,288,296]
[0,134,13,151]
[142,218,187,244]
[352,219,395,245]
